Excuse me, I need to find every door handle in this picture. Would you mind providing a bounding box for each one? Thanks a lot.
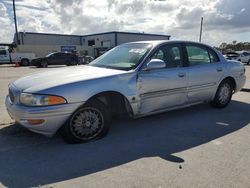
[178,73,186,78]
[217,67,223,72]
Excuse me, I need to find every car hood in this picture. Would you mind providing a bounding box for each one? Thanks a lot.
[32,57,43,60]
[12,65,127,93]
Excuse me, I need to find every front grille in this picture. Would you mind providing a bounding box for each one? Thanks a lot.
[9,88,15,103]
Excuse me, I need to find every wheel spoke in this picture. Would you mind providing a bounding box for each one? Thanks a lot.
[219,83,231,104]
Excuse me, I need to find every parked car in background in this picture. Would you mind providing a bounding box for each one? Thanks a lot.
[5,41,246,143]
[224,51,250,65]
[78,55,94,64]
[224,52,240,60]
[31,52,78,68]
[0,48,35,66]
[237,51,250,65]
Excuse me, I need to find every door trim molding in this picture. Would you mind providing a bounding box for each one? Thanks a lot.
[140,82,216,100]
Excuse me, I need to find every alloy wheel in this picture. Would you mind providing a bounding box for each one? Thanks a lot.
[70,107,104,140]
[218,83,231,104]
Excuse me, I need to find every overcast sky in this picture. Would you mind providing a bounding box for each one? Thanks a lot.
[0,0,249,46]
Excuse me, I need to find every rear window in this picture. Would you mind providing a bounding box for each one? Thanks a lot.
[186,44,219,66]
[186,45,210,66]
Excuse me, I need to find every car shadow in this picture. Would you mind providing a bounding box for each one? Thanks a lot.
[0,65,15,68]
[0,100,249,188]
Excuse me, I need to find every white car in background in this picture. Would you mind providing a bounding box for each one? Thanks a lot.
[0,48,35,66]
[237,51,250,65]
[225,51,250,65]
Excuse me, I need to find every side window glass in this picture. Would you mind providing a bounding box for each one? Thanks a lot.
[0,50,7,55]
[61,53,68,58]
[208,48,219,63]
[51,53,58,58]
[186,45,210,66]
[152,49,164,60]
[151,45,182,68]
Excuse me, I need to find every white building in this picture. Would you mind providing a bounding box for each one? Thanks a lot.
[14,31,171,57]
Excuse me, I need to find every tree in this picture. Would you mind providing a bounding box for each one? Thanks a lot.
[218,41,250,51]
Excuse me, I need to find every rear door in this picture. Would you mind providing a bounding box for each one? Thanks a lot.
[185,43,224,103]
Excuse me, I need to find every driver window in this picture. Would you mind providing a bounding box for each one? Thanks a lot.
[151,45,182,68]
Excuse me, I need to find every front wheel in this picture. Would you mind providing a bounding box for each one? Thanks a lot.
[211,80,233,108]
[20,59,29,66]
[67,60,78,66]
[40,61,48,68]
[61,100,111,144]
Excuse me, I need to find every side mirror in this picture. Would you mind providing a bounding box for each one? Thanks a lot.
[145,59,166,70]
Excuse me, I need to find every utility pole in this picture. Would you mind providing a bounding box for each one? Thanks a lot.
[13,0,19,45]
[199,17,203,42]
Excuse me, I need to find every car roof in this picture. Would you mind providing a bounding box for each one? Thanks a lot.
[126,40,213,48]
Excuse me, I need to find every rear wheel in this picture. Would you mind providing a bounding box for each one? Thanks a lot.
[247,60,250,65]
[61,100,111,144]
[211,80,233,108]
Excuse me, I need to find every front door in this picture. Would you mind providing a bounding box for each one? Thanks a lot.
[0,50,9,63]
[185,44,224,102]
[138,43,188,115]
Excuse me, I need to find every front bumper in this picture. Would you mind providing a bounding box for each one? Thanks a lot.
[5,95,82,137]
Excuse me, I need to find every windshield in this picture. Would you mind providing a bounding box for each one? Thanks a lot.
[90,43,152,70]
[46,52,55,57]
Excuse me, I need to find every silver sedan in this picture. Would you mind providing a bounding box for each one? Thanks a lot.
[5,41,246,143]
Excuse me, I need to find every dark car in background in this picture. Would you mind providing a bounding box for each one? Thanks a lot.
[78,55,94,64]
[31,52,78,68]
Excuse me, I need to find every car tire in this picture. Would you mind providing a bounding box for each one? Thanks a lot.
[211,79,233,108]
[67,60,78,66]
[61,99,112,144]
[20,59,29,66]
[40,61,48,68]
[247,60,250,65]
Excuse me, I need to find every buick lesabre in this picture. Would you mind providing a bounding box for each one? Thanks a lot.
[5,41,246,143]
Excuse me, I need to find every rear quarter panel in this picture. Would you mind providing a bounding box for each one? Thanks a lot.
[223,60,246,92]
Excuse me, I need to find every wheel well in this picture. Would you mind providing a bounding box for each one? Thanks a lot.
[86,91,133,118]
[40,59,48,64]
[222,77,236,91]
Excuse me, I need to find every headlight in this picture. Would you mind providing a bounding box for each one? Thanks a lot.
[20,93,67,106]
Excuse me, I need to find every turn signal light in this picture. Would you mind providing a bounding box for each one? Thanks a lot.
[47,96,66,105]
[27,119,45,125]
